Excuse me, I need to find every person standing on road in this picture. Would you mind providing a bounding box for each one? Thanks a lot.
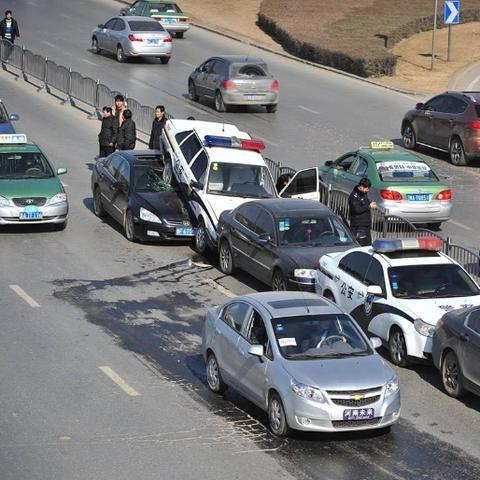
[98,106,117,158]
[348,177,376,246]
[0,10,20,44]
[116,109,136,150]
[112,94,126,126]
[148,105,166,157]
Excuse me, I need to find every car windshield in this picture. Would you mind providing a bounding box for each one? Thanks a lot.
[0,152,54,179]
[376,161,439,182]
[388,264,480,299]
[128,21,165,31]
[148,3,182,13]
[206,162,276,198]
[277,215,355,247]
[134,166,173,193]
[272,314,371,359]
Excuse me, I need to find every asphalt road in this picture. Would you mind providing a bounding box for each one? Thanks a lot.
[1,67,480,480]
[10,0,480,249]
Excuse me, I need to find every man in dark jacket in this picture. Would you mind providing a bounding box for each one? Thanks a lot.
[148,105,166,155]
[98,106,117,157]
[0,10,19,43]
[348,177,376,246]
[116,109,136,150]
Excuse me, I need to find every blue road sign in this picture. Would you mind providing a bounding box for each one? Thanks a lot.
[444,1,460,24]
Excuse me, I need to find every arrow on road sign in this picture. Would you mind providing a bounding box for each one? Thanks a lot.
[444,1,460,25]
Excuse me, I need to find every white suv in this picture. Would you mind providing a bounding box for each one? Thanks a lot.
[162,119,277,253]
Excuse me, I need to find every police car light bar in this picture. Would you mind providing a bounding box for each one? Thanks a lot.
[372,237,443,253]
[204,135,265,152]
[0,134,27,144]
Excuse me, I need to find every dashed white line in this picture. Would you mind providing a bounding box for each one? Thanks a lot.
[298,105,319,115]
[61,182,68,187]
[206,279,236,298]
[448,219,473,232]
[59,13,72,20]
[9,285,40,308]
[185,103,207,114]
[80,58,97,66]
[180,61,195,68]
[42,40,57,49]
[99,366,141,397]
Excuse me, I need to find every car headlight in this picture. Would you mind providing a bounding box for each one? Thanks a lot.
[291,379,326,403]
[0,195,13,207]
[140,207,162,224]
[47,193,67,205]
[293,269,316,279]
[414,318,435,337]
[385,375,399,397]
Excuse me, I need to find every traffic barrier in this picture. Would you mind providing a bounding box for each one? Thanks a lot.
[23,49,46,83]
[46,60,70,95]
[0,40,23,70]
[69,72,97,108]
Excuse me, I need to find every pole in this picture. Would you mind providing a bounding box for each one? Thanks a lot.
[431,0,438,70]
[447,24,452,61]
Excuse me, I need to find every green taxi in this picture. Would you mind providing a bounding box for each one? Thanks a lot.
[0,134,68,230]
[120,0,191,38]
[280,141,452,227]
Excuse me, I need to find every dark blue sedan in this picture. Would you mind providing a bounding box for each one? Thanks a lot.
[0,99,19,134]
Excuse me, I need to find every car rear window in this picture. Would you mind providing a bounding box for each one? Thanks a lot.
[128,21,165,32]
[230,63,269,78]
[376,161,439,182]
[149,3,182,13]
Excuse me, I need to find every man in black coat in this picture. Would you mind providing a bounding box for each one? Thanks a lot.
[0,10,19,43]
[348,177,376,246]
[116,109,136,150]
[148,105,166,156]
[98,106,118,157]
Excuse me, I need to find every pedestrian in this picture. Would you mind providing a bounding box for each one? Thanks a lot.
[116,109,136,150]
[348,177,376,246]
[148,105,166,154]
[98,106,117,157]
[275,173,292,193]
[0,10,20,44]
[112,94,126,126]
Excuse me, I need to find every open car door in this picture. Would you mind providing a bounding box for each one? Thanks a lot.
[279,167,320,201]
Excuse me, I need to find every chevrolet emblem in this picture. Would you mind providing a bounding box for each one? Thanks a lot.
[352,394,365,401]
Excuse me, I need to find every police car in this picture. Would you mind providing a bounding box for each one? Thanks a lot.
[161,119,277,253]
[315,237,480,367]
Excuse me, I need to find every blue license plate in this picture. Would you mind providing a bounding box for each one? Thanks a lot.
[163,18,177,24]
[407,194,430,202]
[19,207,43,220]
[176,227,195,236]
[343,408,375,421]
[147,38,159,44]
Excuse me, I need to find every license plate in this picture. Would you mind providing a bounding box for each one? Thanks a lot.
[407,194,430,201]
[176,227,195,236]
[163,18,177,24]
[147,38,159,44]
[19,206,43,220]
[343,408,375,421]
[246,95,263,100]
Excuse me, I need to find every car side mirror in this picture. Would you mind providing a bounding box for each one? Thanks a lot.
[98,24,104,29]
[248,345,264,357]
[370,337,382,350]
[324,160,333,167]
[415,102,425,110]
[57,167,67,175]
[9,113,19,121]
[367,285,384,297]
[190,180,204,190]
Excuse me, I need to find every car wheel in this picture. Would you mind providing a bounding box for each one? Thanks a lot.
[195,219,209,255]
[442,351,465,398]
[388,327,409,367]
[272,269,287,291]
[215,91,227,112]
[268,392,289,436]
[427,222,442,230]
[449,137,468,166]
[53,220,67,231]
[124,210,136,242]
[160,56,170,65]
[176,32,184,39]
[92,37,101,54]
[219,239,236,274]
[266,104,278,113]
[93,187,106,218]
[188,81,199,101]
[116,45,126,63]
[402,122,416,150]
[206,352,227,394]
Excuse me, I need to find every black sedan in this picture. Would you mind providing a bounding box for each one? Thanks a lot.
[217,198,357,291]
[433,306,480,399]
[91,150,195,242]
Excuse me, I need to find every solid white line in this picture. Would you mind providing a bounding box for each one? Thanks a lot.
[298,105,319,115]
[180,61,195,68]
[206,279,236,298]
[98,366,141,397]
[42,40,57,49]
[9,285,40,308]
[466,74,480,91]
[185,103,207,114]
[449,219,473,231]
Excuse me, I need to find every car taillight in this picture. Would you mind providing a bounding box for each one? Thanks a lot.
[271,80,279,91]
[128,34,143,42]
[468,121,480,129]
[222,80,236,90]
[436,189,452,200]
[163,37,172,43]
[380,190,403,200]
[152,16,163,21]
[179,18,190,22]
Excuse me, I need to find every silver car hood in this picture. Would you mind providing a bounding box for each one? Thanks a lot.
[281,354,393,391]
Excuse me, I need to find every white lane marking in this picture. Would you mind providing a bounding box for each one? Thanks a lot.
[42,40,57,49]
[80,58,97,66]
[298,105,319,115]
[180,61,195,68]
[9,285,40,308]
[255,135,279,147]
[60,13,72,20]
[61,182,68,187]
[449,219,473,231]
[98,366,141,397]
[206,278,236,298]
[185,103,207,114]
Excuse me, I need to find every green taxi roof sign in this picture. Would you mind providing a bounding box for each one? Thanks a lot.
[370,140,394,150]
[0,134,28,144]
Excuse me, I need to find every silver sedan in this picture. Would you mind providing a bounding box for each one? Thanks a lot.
[92,16,172,64]
[202,291,400,435]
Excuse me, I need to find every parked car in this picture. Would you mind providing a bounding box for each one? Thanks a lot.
[91,150,195,242]
[120,0,190,38]
[218,198,356,291]
[202,292,400,435]
[433,305,480,398]
[0,99,19,134]
[401,91,480,166]
[188,56,279,113]
[92,16,172,63]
